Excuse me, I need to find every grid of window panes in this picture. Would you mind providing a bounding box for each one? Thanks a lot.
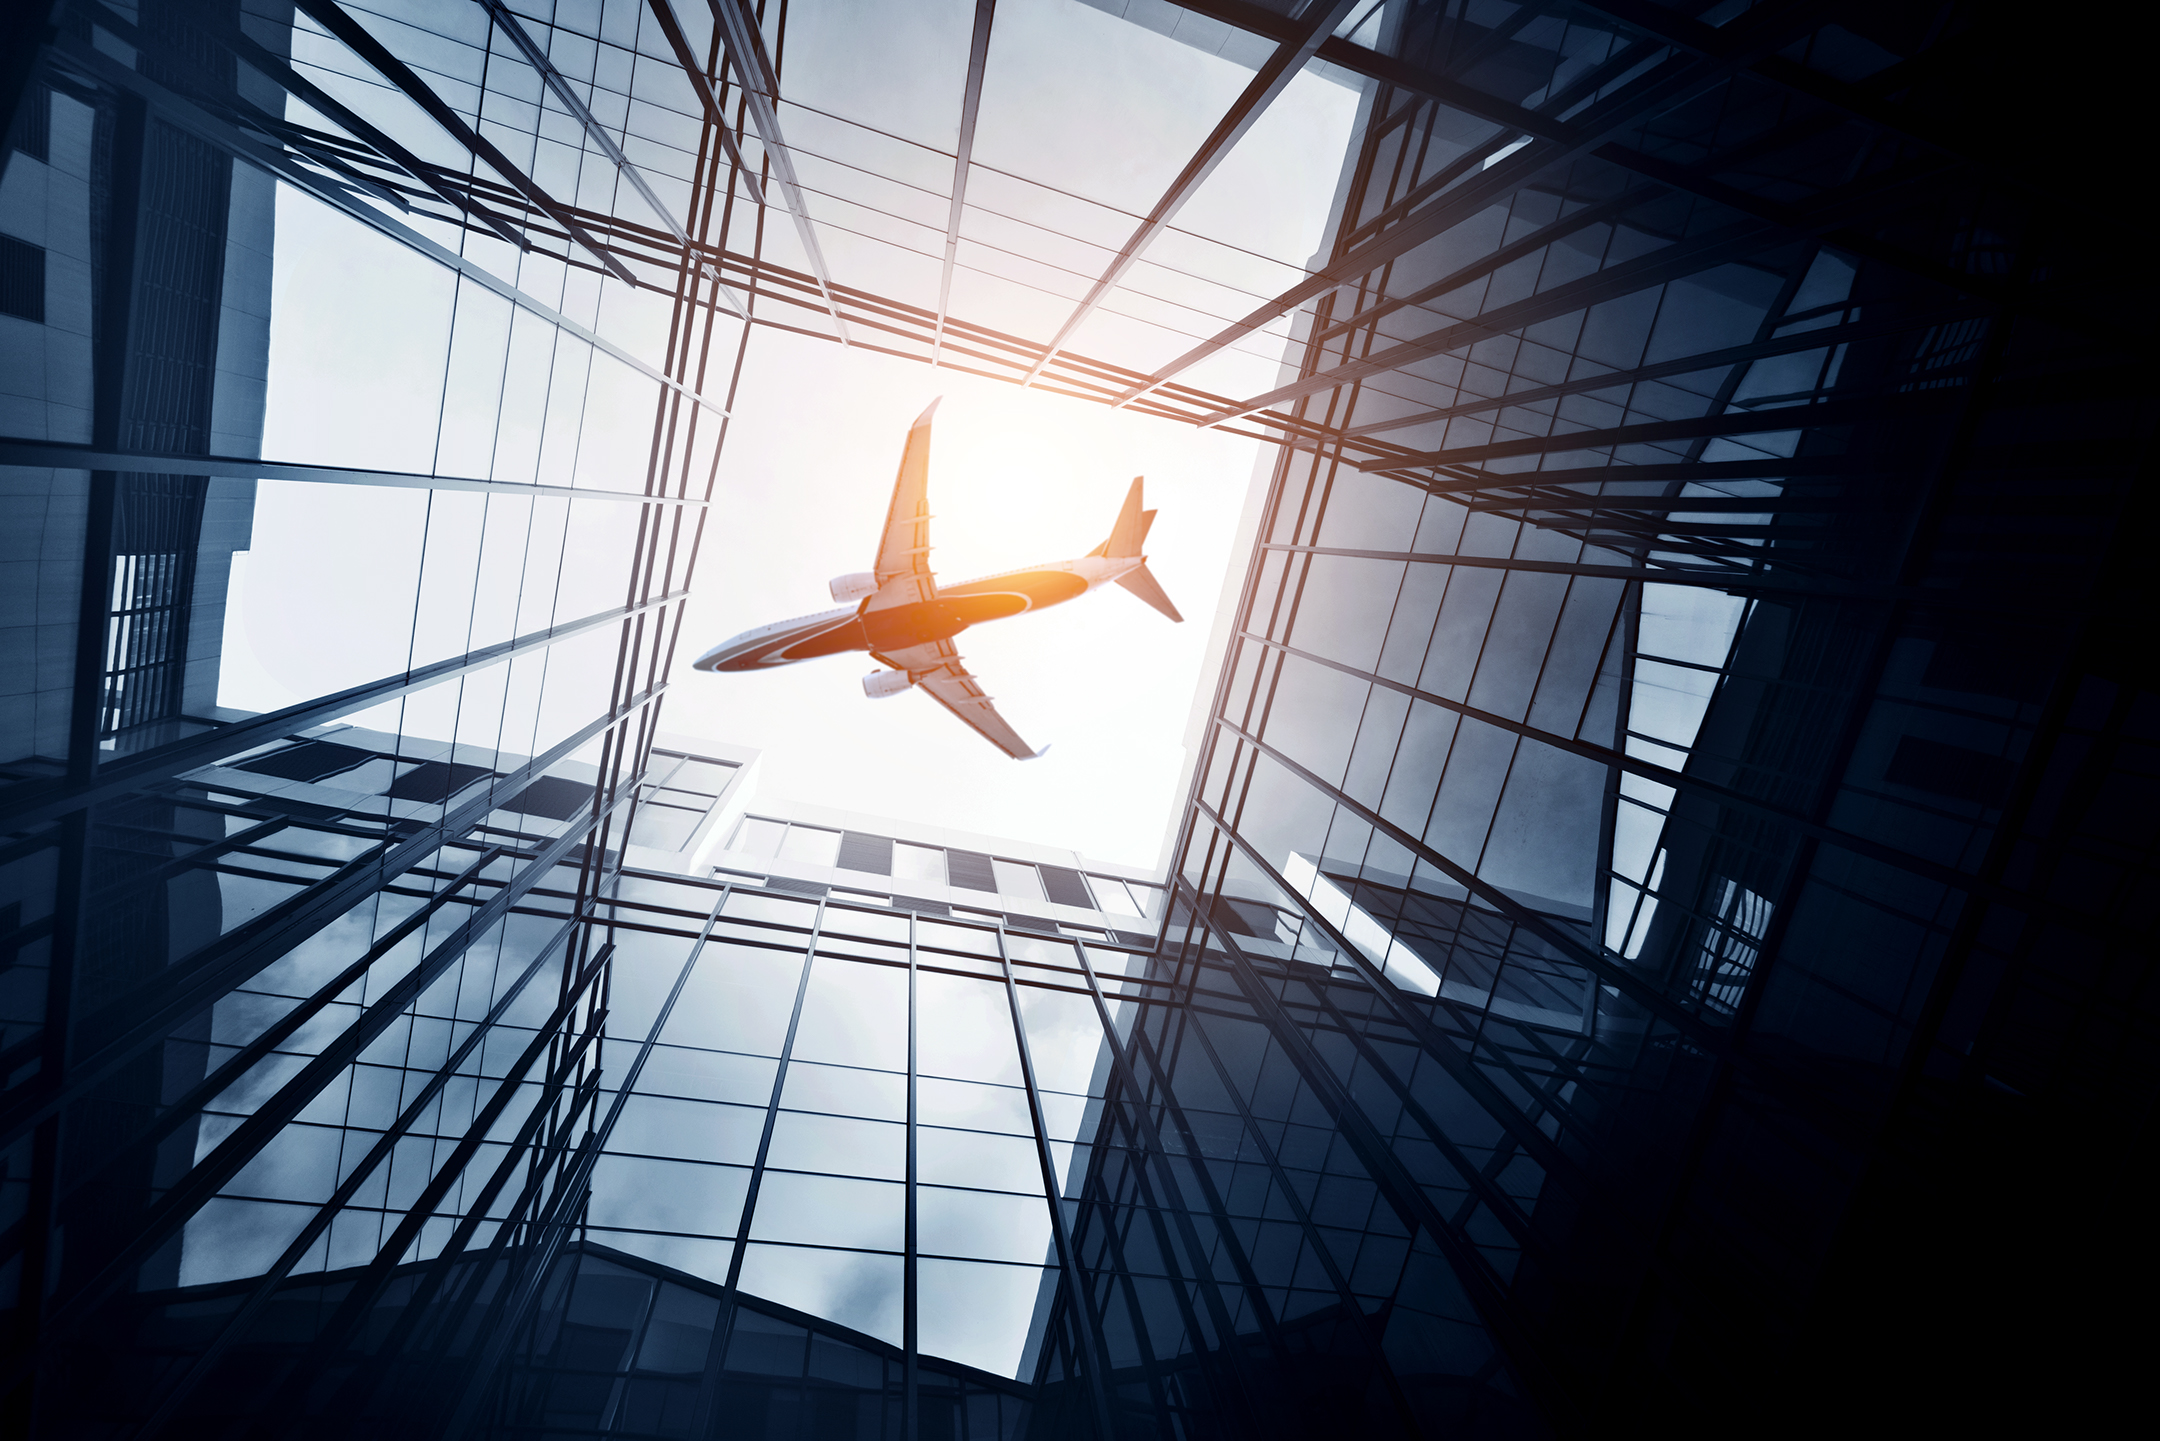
[1165,0,2150,1429]
[518,866,1536,1438]
[1,0,750,1428]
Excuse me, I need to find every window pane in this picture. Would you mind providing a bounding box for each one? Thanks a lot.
[731,817,786,858]
[991,860,1046,903]
[764,1111,905,1181]
[778,826,841,867]
[892,843,946,885]
[917,1259,1056,1380]
[736,1246,902,1348]
[748,1173,902,1251]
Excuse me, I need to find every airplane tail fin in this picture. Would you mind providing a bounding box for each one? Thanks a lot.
[1117,562,1184,623]
[1092,478,1181,621]
[1096,477,1149,558]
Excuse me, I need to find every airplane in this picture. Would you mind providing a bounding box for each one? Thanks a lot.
[692,398,1182,759]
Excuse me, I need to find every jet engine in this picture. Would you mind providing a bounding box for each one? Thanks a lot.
[863,669,914,700]
[829,571,879,604]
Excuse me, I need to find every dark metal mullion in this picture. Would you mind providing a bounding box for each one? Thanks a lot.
[1419,453,1883,491]
[293,0,634,285]
[50,35,720,417]
[474,0,748,321]
[1177,999,1413,1422]
[1056,954,1193,1423]
[71,84,143,779]
[185,5,533,248]
[1115,0,1822,404]
[704,0,850,342]
[1020,0,1362,385]
[26,781,637,1350]
[0,438,712,505]
[1070,956,1257,1426]
[1188,891,1580,1425]
[76,816,284,909]
[931,0,995,366]
[1466,492,1874,515]
[1386,387,1959,470]
[415,858,643,1436]
[683,894,826,1438]
[1194,780,1725,1090]
[0,676,671,1148]
[991,927,1116,1439]
[1564,0,2035,184]
[1121,1023,1293,1360]
[904,909,918,1438]
[405,1065,603,1367]
[269,996,614,1432]
[1256,541,2060,609]
[131,931,607,1438]
[0,586,688,834]
[1206,217,1788,424]
[1292,978,1557,1257]
[1315,183,1658,351]
[0,845,508,1266]
[1339,303,1978,438]
[354,883,733,1415]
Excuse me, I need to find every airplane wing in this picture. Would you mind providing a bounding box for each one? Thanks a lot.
[866,399,941,612]
[873,638,1045,760]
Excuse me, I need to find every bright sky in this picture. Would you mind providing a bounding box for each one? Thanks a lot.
[219,0,1359,867]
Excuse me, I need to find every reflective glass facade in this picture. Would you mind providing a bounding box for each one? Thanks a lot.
[3,1,2150,1438]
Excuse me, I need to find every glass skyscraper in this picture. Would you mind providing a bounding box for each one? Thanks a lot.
[2,1,2146,1437]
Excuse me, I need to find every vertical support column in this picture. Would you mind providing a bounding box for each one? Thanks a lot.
[993,929,1115,1439]
[903,912,919,1440]
[71,92,146,773]
[685,896,823,1436]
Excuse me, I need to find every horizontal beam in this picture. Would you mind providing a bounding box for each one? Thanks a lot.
[1367,389,1961,471]
[49,34,730,420]
[1259,542,2074,611]
[1339,305,1980,437]
[0,587,688,833]
[1202,218,1783,424]
[0,439,707,504]
[705,0,851,343]
[295,0,635,285]
[1028,0,1360,386]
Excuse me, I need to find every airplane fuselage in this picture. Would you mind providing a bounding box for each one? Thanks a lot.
[693,554,1142,672]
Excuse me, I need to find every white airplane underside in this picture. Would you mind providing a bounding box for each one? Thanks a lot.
[693,399,1182,759]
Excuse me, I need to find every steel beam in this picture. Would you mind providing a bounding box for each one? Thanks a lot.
[48,33,729,418]
[1368,388,1961,472]
[1256,542,2073,609]
[1339,306,1975,437]
[474,0,752,320]
[1202,218,1783,425]
[1115,1,1840,408]
[28,780,634,1351]
[0,588,688,833]
[703,0,852,343]
[0,439,710,503]
[1020,0,1362,387]
[294,0,635,285]
[933,0,997,365]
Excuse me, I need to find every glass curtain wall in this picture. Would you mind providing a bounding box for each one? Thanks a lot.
[3,0,747,1432]
[1167,0,2149,1432]
[2,1,2149,1438]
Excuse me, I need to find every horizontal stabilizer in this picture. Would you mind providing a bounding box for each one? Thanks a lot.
[1117,562,1183,623]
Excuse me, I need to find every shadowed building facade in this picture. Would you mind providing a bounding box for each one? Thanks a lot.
[2,1,2151,1438]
